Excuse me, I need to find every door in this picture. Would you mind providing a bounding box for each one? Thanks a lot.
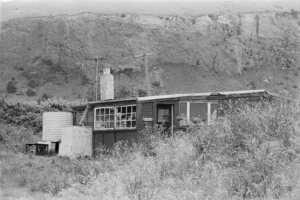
[157,104,173,134]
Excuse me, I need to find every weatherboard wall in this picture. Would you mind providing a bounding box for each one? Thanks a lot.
[91,99,138,150]
[71,90,275,153]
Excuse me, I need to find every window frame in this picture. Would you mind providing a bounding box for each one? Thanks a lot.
[94,106,115,130]
[115,105,137,130]
[94,104,137,131]
[179,101,218,126]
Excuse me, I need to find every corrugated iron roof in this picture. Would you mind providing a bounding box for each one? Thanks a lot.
[137,89,269,101]
[73,89,274,108]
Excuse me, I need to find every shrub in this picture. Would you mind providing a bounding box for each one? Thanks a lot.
[137,89,147,97]
[26,88,36,97]
[81,75,89,86]
[0,124,38,152]
[28,79,39,88]
[40,93,51,101]
[6,80,17,93]
[0,98,72,134]
[151,81,160,87]
[208,14,218,21]
[191,18,196,25]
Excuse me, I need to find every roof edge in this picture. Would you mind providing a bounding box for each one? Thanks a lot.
[137,89,269,101]
[72,89,280,108]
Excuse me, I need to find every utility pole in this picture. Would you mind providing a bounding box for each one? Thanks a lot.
[95,57,98,101]
[84,55,106,101]
[135,53,154,96]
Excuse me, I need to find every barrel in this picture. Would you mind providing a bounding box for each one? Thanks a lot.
[42,112,73,141]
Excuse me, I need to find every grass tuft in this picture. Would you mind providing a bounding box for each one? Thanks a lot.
[1,99,300,199]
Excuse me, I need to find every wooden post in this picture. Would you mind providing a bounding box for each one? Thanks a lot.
[95,57,98,101]
[144,55,150,96]
[135,53,154,96]
[84,55,106,101]
[79,104,91,126]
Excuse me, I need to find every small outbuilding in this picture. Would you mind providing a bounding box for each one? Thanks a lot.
[59,126,93,158]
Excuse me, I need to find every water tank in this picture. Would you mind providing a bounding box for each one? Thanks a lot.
[42,112,73,141]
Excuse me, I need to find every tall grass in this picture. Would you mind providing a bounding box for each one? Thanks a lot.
[185,99,300,198]
[1,99,299,199]
[58,99,300,200]
[0,151,102,196]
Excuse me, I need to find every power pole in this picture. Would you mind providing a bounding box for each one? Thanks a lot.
[135,53,154,96]
[95,57,98,101]
[84,55,106,101]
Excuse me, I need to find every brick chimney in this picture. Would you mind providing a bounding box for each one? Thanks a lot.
[100,68,114,100]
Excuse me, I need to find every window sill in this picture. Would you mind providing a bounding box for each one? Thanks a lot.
[93,128,137,132]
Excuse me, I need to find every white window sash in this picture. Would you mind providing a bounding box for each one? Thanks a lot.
[94,107,115,130]
[180,101,217,126]
[186,102,190,121]
[207,102,211,125]
[115,105,137,129]
[94,105,137,130]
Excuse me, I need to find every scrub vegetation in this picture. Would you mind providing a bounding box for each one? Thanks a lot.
[1,99,300,200]
[0,98,72,135]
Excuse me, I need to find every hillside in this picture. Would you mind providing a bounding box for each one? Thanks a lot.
[1,0,299,22]
[0,2,300,101]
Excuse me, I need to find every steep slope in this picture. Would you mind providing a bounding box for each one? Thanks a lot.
[0,11,299,101]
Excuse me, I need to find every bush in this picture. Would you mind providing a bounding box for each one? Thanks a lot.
[6,80,17,93]
[191,18,196,25]
[0,98,72,134]
[0,124,38,152]
[26,88,36,97]
[28,79,39,88]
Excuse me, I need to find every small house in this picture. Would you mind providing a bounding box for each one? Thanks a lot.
[72,70,275,152]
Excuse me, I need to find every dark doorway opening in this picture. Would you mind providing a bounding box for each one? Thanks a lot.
[157,104,173,135]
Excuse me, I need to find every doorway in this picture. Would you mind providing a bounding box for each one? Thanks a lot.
[157,104,173,135]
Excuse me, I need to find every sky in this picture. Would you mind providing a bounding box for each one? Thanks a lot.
[0,0,292,2]
[1,0,296,5]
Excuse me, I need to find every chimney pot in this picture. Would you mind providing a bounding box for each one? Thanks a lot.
[103,68,110,75]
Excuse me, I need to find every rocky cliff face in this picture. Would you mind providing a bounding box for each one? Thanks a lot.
[0,11,299,100]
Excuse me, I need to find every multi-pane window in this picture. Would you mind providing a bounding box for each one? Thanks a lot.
[95,107,115,130]
[94,105,136,130]
[116,105,136,129]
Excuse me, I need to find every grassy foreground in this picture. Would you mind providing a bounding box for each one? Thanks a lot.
[1,99,300,200]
